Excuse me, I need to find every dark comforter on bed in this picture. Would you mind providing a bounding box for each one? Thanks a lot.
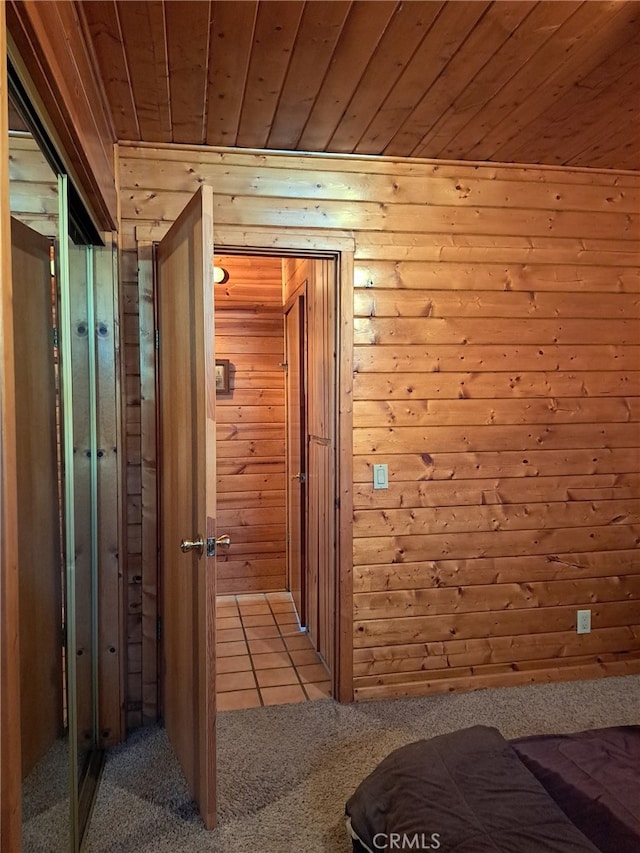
[345,724,639,853]
[511,726,640,853]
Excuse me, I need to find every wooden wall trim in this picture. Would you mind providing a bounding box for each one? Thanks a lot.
[0,6,22,848]
[7,0,117,229]
[353,656,640,701]
[136,223,357,253]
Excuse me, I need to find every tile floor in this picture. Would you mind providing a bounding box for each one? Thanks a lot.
[216,591,331,711]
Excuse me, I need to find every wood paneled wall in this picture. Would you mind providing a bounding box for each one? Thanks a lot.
[118,143,640,725]
[214,254,287,595]
[121,240,145,728]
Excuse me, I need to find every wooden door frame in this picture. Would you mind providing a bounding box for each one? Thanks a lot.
[1,8,23,844]
[215,232,354,702]
[135,222,355,708]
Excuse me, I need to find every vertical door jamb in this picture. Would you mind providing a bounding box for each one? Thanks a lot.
[285,292,307,628]
[1,7,23,839]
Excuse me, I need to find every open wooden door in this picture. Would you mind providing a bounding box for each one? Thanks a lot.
[157,186,217,829]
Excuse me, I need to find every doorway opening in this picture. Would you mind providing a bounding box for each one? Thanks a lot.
[213,252,338,702]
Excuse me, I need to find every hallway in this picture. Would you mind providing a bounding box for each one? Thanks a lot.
[216,592,331,710]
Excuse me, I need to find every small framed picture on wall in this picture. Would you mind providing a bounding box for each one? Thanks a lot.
[215,359,230,394]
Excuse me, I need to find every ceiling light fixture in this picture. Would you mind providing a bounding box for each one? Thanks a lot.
[213,265,229,284]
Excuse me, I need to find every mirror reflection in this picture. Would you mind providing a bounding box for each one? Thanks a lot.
[9,90,101,852]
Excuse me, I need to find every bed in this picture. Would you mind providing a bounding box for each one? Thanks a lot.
[345,724,640,853]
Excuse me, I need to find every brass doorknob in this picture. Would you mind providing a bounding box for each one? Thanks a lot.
[215,534,231,549]
[181,536,204,555]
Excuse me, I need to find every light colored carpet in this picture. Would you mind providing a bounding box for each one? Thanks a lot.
[21,738,70,853]
[83,676,640,852]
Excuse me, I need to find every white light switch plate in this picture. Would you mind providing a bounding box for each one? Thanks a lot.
[373,463,388,489]
[576,609,591,634]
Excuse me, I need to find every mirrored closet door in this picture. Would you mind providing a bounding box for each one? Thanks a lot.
[9,86,103,852]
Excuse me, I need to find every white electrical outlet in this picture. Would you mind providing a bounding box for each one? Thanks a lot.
[576,609,591,634]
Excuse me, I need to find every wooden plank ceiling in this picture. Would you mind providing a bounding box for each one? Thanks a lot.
[81,0,640,171]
